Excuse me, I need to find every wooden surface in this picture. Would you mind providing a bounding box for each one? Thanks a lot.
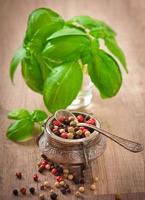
[0,0,145,199]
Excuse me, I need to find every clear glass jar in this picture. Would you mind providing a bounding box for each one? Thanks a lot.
[68,74,93,110]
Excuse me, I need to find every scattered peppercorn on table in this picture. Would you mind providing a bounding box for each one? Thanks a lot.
[0,0,145,200]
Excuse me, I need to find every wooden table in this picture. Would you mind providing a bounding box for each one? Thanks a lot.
[0,0,145,199]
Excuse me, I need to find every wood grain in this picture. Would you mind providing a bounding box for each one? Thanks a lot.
[0,0,145,199]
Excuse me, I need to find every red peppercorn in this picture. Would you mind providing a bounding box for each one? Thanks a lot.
[20,187,26,195]
[33,174,38,182]
[56,176,63,182]
[87,118,96,125]
[52,120,61,126]
[45,164,50,170]
[58,116,66,123]
[41,160,48,166]
[60,132,68,139]
[51,168,57,175]
[15,172,22,179]
[77,115,84,122]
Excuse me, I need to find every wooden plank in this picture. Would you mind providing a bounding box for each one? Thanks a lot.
[0,0,145,199]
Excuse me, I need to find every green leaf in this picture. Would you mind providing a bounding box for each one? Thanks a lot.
[88,49,122,98]
[21,56,44,93]
[67,16,116,37]
[31,110,47,122]
[47,27,87,40]
[67,15,98,29]
[105,37,128,72]
[42,35,90,66]
[43,61,83,113]
[6,119,34,142]
[10,47,26,82]
[8,109,30,120]
[24,8,64,43]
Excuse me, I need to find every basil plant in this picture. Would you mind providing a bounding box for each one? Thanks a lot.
[10,8,127,113]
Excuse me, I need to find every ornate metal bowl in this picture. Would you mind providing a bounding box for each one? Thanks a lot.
[38,111,106,166]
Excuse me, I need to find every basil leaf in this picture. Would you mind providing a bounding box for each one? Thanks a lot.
[88,49,122,98]
[8,109,30,120]
[67,15,99,29]
[31,110,47,122]
[6,119,34,142]
[43,61,83,113]
[21,56,44,93]
[24,8,64,43]
[105,37,128,72]
[42,35,89,66]
[10,47,26,82]
[47,27,86,40]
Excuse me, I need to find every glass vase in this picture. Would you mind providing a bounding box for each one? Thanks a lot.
[68,73,93,110]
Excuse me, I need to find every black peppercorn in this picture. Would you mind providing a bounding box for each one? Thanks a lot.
[41,154,48,160]
[13,189,18,196]
[66,188,71,193]
[79,178,85,184]
[50,192,58,200]
[29,187,35,194]
[60,187,67,194]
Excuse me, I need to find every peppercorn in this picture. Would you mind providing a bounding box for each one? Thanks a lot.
[70,120,77,127]
[51,168,57,175]
[77,115,84,122]
[60,187,67,194]
[50,192,58,200]
[13,189,18,196]
[56,176,63,182]
[54,181,60,188]
[52,120,61,126]
[15,172,22,179]
[29,187,35,194]
[38,165,45,173]
[68,116,75,121]
[39,193,45,200]
[67,132,74,139]
[63,183,69,189]
[20,187,26,195]
[67,126,74,133]
[33,174,38,182]
[58,116,66,123]
[40,184,45,190]
[68,174,73,180]
[75,191,81,197]
[60,132,68,139]
[87,118,96,125]
[41,154,48,160]
[56,166,63,174]
[79,186,85,193]
[77,130,83,135]
[63,119,70,125]
[90,184,96,190]
[44,181,50,189]
[59,181,65,186]
[84,130,91,137]
[63,173,68,179]
[45,164,50,170]
[66,188,71,193]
